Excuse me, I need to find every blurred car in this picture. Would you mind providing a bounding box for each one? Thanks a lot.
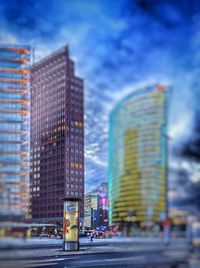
[40,232,49,238]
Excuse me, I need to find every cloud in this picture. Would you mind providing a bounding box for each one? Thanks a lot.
[0,30,17,44]
[0,0,199,193]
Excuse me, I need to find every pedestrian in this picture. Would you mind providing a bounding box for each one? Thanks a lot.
[162,219,170,245]
[23,230,26,241]
[90,232,93,241]
[48,231,52,239]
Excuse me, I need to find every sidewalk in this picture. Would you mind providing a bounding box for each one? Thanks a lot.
[0,240,189,260]
[0,236,189,250]
[0,237,62,250]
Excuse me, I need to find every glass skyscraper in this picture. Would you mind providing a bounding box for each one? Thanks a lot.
[109,84,170,225]
[0,45,31,219]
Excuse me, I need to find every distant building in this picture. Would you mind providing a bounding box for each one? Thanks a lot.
[109,84,170,226]
[84,194,99,228]
[84,183,109,228]
[0,45,31,220]
[30,46,84,224]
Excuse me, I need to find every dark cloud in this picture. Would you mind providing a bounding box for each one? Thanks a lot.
[180,112,200,161]
[169,167,200,214]
[132,0,194,25]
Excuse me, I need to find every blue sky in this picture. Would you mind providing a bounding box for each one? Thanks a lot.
[0,0,199,193]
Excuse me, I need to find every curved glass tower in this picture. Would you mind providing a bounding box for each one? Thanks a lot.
[109,84,169,225]
[0,45,31,219]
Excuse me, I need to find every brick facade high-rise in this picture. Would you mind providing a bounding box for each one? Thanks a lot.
[30,46,84,224]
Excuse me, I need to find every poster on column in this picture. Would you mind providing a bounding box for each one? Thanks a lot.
[63,201,79,242]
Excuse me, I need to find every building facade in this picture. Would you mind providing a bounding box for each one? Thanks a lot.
[84,194,99,228]
[84,183,109,228]
[30,46,84,224]
[0,45,31,220]
[109,84,169,226]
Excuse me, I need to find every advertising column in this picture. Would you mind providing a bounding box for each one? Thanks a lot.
[63,198,79,251]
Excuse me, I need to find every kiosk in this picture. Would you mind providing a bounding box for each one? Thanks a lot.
[63,198,80,251]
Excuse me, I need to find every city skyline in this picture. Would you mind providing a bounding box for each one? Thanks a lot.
[0,0,199,195]
[0,1,200,266]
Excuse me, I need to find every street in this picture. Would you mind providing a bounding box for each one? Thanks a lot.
[0,237,198,268]
[0,251,190,268]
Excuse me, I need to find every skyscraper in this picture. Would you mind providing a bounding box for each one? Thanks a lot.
[0,45,31,220]
[109,84,169,226]
[84,194,99,228]
[30,46,84,224]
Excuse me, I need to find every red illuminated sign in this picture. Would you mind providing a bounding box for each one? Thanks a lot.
[156,85,165,93]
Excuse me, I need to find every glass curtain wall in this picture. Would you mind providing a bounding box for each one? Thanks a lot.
[109,84,170,225]
[0,45,31,219]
